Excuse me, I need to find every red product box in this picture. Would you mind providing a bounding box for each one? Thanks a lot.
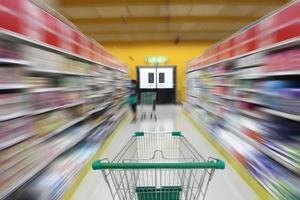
[57,21,75,53]
[257,2,300,48]
[214,45,221,62]
[79,36,91,58]
[75,32,90,58]
[256,15,278,48]
[211,46,219,60]
[74,31,83,56]
[22,1,48,43]
[0,0,26,34]
[245,27,257,52]
[91,51,98,62]
[85,39,95,60]
[202,58,208,66]
[219,39,233,60]
[206,55,213,65]
[201,51,209,63]
[91,42,99,61]
[276,23,300,43]
[233,32,249,56]
[211,54,219,64]
[93,54,101,64]
[206,48,214,58]
[273,2,300,42]
[95,53,104,64]
[197,56,203,67]
[43,12,60,47]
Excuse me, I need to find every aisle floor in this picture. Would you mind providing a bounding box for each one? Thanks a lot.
[72,105,258,200]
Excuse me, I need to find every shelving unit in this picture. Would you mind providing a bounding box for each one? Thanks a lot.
[185,2,300,199]
[0,1,130,199]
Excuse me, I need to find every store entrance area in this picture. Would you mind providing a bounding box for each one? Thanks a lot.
[137,66,176,104]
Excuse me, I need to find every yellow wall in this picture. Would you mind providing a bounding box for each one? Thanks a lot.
[102,41,213,102]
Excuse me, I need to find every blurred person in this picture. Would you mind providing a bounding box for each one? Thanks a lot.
[128,80,138,122]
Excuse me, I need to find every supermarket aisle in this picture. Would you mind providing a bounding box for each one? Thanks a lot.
[72,105,258,200]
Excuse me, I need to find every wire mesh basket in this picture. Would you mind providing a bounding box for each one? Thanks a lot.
[92,131,225,200]
[140,92,156,121]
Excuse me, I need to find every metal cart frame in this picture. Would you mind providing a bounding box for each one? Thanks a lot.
[140,92,157,121]
[93,131,225,200]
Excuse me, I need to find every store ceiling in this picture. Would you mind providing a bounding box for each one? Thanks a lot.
[50,0,289,43]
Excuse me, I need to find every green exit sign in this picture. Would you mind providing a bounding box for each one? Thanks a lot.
[145,56,168,64]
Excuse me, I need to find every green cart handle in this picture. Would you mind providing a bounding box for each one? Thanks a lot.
[92,160,225,170]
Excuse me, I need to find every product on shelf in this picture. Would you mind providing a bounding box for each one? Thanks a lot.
[22,115,126,200]
[263,49,300,72]
[0,117,34,149]
[23,76,53,88]
[0,40,20,59]
[0,67,23,85]
[34,110,70,136]
[0,93,30,118]
[57,77,86,89]
[185,46,300,199]
[0,3,129,198]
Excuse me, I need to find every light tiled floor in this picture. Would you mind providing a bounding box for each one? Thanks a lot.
[72,105,258,200]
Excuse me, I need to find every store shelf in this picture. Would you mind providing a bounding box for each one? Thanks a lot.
[0,6,128,199]
[210,72,237,77]
[186,93,199,98]
[62,112,128,199]
[30,100,85,116]
[184,109,278,200]
[259,108,300,122]
[0,118,107,200]
[29,87,67,93]
[234,63,262,69]
[207,83,236,87]
[235,97,265,106]
[0,103,119,165]
[64,88,88,92]
[0,101,85,123]
[235,70,300,80]
[0,58,30,65]
[239,109,268,120]
[0,29,126,73]
[236,88,267,94]
[0,110,30,122]
[196,103,222,118]
[87,94,105,99]
[86,104,109,116]
[28,87,87,93]
[0,132,35,151]
[186,3,300,198]
[187,37,300,72]
[236,88,294,99]
[0,9,129,198]
[214,94,236,101]
[209,100,225,106]
[37,115,88,144]
[23,104,107,145]
[0,84,32,90]
[26,67,93,77]
[228,126,300,175]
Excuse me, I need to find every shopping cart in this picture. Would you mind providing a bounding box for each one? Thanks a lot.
[140,92,156,121]
[92,131,225,200]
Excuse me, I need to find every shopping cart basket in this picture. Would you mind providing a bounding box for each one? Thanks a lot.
[92,131,225,200]
[140,92,156,121]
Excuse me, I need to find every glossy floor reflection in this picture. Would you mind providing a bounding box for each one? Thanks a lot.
[72,105,258,200]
